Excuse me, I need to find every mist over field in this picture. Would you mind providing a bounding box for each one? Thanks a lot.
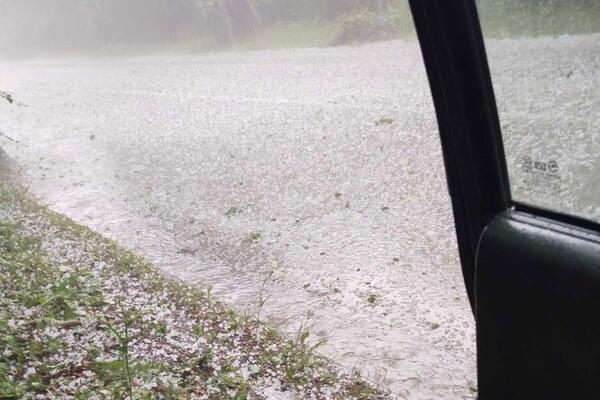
[0,0,413,56]
[0,0,598,57]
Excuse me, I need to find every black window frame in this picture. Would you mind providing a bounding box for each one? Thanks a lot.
[409,0,600,309]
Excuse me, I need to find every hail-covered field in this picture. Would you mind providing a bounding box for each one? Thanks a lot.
[1,34,597,399]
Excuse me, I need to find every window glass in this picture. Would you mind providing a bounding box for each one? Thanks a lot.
[477,0,600,222]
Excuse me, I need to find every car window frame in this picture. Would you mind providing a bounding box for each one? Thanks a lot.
[408,0,600,309]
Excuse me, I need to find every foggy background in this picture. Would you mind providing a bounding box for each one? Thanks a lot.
[0,0,598,57]
[0,0,413,56]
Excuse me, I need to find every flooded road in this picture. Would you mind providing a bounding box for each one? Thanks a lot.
[2,35,597,399]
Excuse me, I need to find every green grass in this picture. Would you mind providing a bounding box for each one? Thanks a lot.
[245,231,262,243]
[0,184,387,399]
[237,19,343,51]
[366,294,378,305]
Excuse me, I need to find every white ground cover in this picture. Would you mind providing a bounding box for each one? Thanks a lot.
[0,184,390,400]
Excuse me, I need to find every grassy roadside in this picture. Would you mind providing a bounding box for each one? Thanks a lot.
[0,183,387,400]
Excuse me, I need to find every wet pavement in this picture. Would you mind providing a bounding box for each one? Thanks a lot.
[1,35,597,399]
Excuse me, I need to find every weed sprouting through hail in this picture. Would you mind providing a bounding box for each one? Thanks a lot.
[101,304,137,400]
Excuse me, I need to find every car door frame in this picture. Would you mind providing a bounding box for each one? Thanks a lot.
[408,0,600,398]
[408,0,512,309]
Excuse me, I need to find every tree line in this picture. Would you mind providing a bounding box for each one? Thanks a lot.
[0,0,597,54]
[0,0,409,51]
